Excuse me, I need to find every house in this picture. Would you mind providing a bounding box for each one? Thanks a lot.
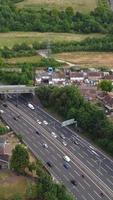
[79,85,98,101]
[70,72,85,83]
[104,74,113,82]
[97,92,113,112]
[35,71,52,85]
[51,72,65,85]
[87,72,103,85]
[0,138,9,169]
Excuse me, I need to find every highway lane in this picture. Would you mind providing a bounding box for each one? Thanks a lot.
[8,96,113,193]
[0,102,112,200]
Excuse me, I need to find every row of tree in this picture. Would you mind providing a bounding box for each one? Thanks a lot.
[10,144,75,200]
[1,35,113,60]
[36,85,113,156]
[0,0,113,33]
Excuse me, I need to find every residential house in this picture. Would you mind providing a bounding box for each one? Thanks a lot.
[87,72,103,85]
[51,72,66,85]
[70,72,85,83]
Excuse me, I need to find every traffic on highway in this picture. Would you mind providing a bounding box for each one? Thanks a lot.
[0,95,113,200]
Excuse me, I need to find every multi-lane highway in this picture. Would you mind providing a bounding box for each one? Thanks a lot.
[0,96,113,200]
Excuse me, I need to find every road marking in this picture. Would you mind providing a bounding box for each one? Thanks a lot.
[54,165,61,173]
[86,160,94,168]
[63,174,69,182]
[74,170,80,177]
[94,190,101,199]
[69,172,75,179]
[79,182,85,190]
[78,152,84,159]
[81,195,87,200]
[57,153,62,159]
[105,164,113,172]
[83,151,88,157]
[101,167,107,174]
[84,179,90,187]
[107,178,113,186]
[88,193,95,200]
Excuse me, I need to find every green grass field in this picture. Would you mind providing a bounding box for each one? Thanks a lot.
[0,171,33,200]
[0,32,104,48]
[6,55,41,64]
[17,0,97,12]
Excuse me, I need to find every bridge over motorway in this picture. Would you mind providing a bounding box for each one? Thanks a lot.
[0,85,35,94]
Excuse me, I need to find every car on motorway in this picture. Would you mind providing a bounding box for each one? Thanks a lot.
[36,130,40,135]
[43,120,48,125]
[13,116,17,120]
[73,140,79,145]
[46,161,52,167]
[62,141,67,146]
[6,125,10,130]
[0,109,4,114]
[28,103,34,110]
[51,132,57,138]
[37,119,42,125]
[63,163,69,169]
[63,155,71,162]
[43,143,48,148]
[70,180,77,186]
[2,103,7,108]
[60,134,65,140]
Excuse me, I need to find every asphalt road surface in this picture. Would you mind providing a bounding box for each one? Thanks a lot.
[0,97,113,200]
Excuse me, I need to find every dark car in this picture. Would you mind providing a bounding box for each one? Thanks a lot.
[2,103,7,108]
[36,130,40,135]
[46,162,52,168]
[13,117,17,120]
[63,163,69,169]
[70,180,77,186]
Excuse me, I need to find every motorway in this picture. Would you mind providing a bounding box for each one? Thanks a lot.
[0,96,113,200]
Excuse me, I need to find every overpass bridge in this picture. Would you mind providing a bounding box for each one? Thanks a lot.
[0,85,35,94]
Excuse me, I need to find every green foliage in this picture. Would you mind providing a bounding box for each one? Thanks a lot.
[98,79,113,92]
[10,144,29,174]
[36,85,113,156]
[0,0,112,33]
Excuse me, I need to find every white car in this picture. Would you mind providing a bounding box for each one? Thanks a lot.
[62,141,67,146]
[43,143,48,148]
[37,119,42,125]
[0,110,4,114]
[28,103,34,110]
[51,132,57,138]
[6,125,10,130]
[63,155,71,162]
[43,120,48,125]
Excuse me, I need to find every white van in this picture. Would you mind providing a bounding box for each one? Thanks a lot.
[63,155,71,162]
[28,103,34,110]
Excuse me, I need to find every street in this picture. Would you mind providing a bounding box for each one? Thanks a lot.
[0,97,113,200]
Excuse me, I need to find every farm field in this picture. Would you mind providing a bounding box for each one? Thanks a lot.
[54,52,113,68]
[17,0,97,12]
[6,55,41,64]
[0,32,103,48]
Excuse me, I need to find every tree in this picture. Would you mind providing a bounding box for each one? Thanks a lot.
[10,144,29,174]
[98,80,113,93]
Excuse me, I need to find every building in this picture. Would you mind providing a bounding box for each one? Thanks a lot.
[70,72,85,83]
[104,74,113,82]
[87,72,103,85]
[97,92,113,113]
[51,72,66,85]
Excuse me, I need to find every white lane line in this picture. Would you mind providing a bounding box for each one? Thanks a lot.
[78,153,84,159]
[63,174,69,182]
[86,160,94,168]
[94,190,101,199]
[81,195,87,200]
[107,178,113,186]
[54,165,61,173]
[83,151,89,157]
[79,182,85,190]
[105,164,113,172]
[101,167,107,174]
[49,146,55,152]
[88,193,95,200]
[84,179,90,187]
[96,169,103,176]
[69,172,75,179]
[57,152,62,159]
[74,170,80,177]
